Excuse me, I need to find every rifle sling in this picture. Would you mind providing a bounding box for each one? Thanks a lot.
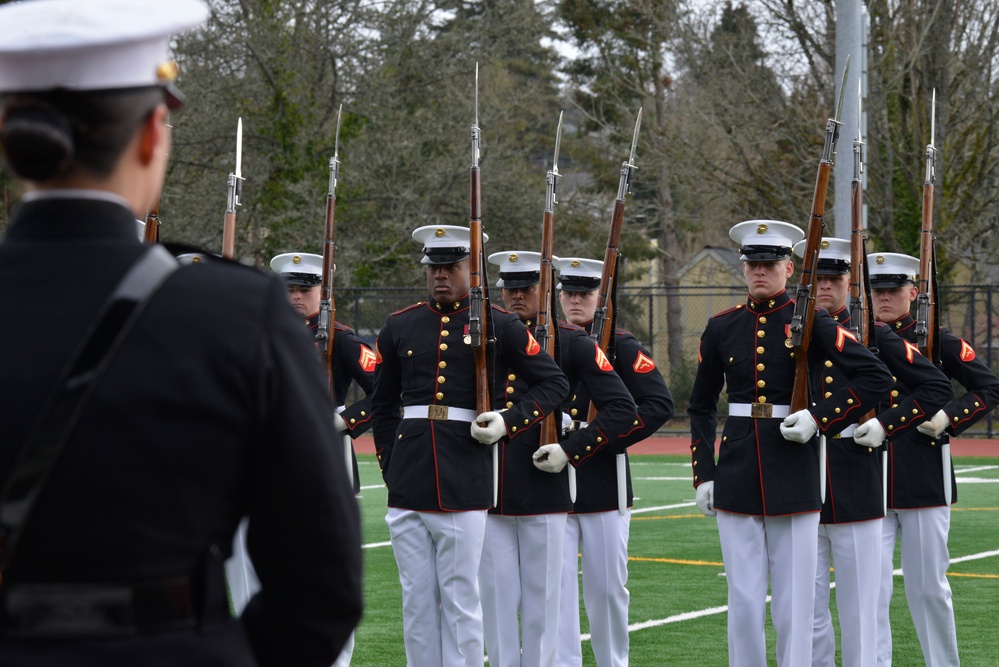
[0,245,179,576]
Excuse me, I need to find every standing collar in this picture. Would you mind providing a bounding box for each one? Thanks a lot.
[745,290,792,313]
[6,196,140,242]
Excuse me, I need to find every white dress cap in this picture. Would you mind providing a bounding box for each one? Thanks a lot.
[270,252,325,286]
[487,250,551,288]
[867,252,920,288]
[553,257,603,291]
[792,236,852,275]
[412,225,488,265]
[729,220,805,261]
[0,0,208,95]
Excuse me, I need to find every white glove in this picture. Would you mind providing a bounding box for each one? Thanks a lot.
[470,412,507,444]
[916,409,950,437]
[695,481,716,517]
[780,409,819,443]
[532,444,569,473]
[334,413,348,432]
[853,419,886,447]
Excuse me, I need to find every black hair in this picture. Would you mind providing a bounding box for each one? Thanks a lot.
[0,87,163,181]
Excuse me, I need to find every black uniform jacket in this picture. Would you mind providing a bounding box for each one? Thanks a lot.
[490,321,636,516]
[0,197,362,667]
[306,313,376,492]
[371,297,568,512]
[881,313,999,508]
[818,308,953,524]
[567,324,675,513]
[688,290,894,516]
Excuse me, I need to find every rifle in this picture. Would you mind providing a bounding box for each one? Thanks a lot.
[221,117,243,259]
[318,104,351,488]
[588,108,641,516]
[143,199,160,244]
[535,111,572,499]
[467,65,497,505]
[913,90,950,504]
[789,57,850,413]
[318,104,343,394]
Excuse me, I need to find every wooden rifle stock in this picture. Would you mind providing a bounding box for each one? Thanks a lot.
[143,200,160,244]
[789,60,850,413]
[536,112,563,445]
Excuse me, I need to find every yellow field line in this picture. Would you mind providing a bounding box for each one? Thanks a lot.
[947,572,999,579]
[629,555,725,567]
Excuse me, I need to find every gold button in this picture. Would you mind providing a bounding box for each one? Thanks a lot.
[436,392,444,400]
[441,316,450,323]
[912,409,918,415]
[360,411,366,416]
[511,426,517,433]
[759,316,767,324]
[758,396,767,403]
[953,416,959,422]
[573,455,580,461]
[441,330,449,337]
[757,346,765,354]
[596,437,603,443]
[398,434,402,440]
[439,361,447,369]
[378,455,383,460]
[868,447,873,453]
[454,302,460,309]
[524,419,530,425]
[847,399,854,405]
[407,350,413,356]
[888,425,894,431]
[834,408,840,414]
[891,390,899,397]
[790,351,795,357]
[756,363,765,371]
[534,411,539,417]
[964,408,970,414]
[634,420,639,425]
[693,460,698,466]
[506,402,513,408]
[572,395,577,401]
[693,446,697,452]
[757,330,765,338]
[975,401,980,407]
[824,392,832,398]
[440,343,448,351]
[825,376,833,384]
[900,416,906,422]
[437,376,446,383]
[824,360,833,368]
[821,417,828,423]
[722,436,727,442]
[586,446,592,451]
[694,475,699,482]
[729,357,734,362]
[350,418,357,424]
[892,404,899,408]
[571,408,578,416]
[508,374,516,381]
[506,386,515,394]
[757,380,765,388]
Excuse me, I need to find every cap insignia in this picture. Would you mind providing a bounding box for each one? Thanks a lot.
[435,228,446,237]
[292,255,302,264]
[509,253,519,262]
[756,224,768,234]
[820,240,830,249]
[571,260,581,267]
[876,255,885,264]
[156,60,179,83]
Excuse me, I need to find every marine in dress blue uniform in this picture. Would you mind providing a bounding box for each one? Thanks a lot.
[790,239,953,667]
[868,253,999,667]
[551,257,675,667]
[478,251,636,667]
[371,227,569,667]
[688,221,893,667]
[0,3,362,664]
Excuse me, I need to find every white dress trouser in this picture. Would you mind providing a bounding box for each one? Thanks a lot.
[555,510,631,667]
[717,510,820,667]
[479,513,567,667]
[876,507,959,667]
[812,519,883,667]
[386,507,488,667]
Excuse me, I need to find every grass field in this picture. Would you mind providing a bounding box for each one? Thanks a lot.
[347,454,999,666]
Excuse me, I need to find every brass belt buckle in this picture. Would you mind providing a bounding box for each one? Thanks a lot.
[750,402,773,419]
[427,405,449,421]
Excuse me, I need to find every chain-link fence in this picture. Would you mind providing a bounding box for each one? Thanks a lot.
[338,283,999,438]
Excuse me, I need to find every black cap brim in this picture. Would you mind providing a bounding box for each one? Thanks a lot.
[869,274,914,289]
[282,273,321,286]
[498,271,540,289]
[740,245,792,261]
[559,277,601,292]
[422,248,470,265]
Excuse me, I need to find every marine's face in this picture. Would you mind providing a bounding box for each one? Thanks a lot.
[742,259,793,301]
[872,284,917,323]
[427,259,470,305]
[816,273,849,312]
[501,284,540,321]
[287,284,320,316]
[558,290,598,325]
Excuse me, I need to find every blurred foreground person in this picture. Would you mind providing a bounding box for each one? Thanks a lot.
[0,1,362,665]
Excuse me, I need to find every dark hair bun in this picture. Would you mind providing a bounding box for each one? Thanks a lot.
[1,108,74,181]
